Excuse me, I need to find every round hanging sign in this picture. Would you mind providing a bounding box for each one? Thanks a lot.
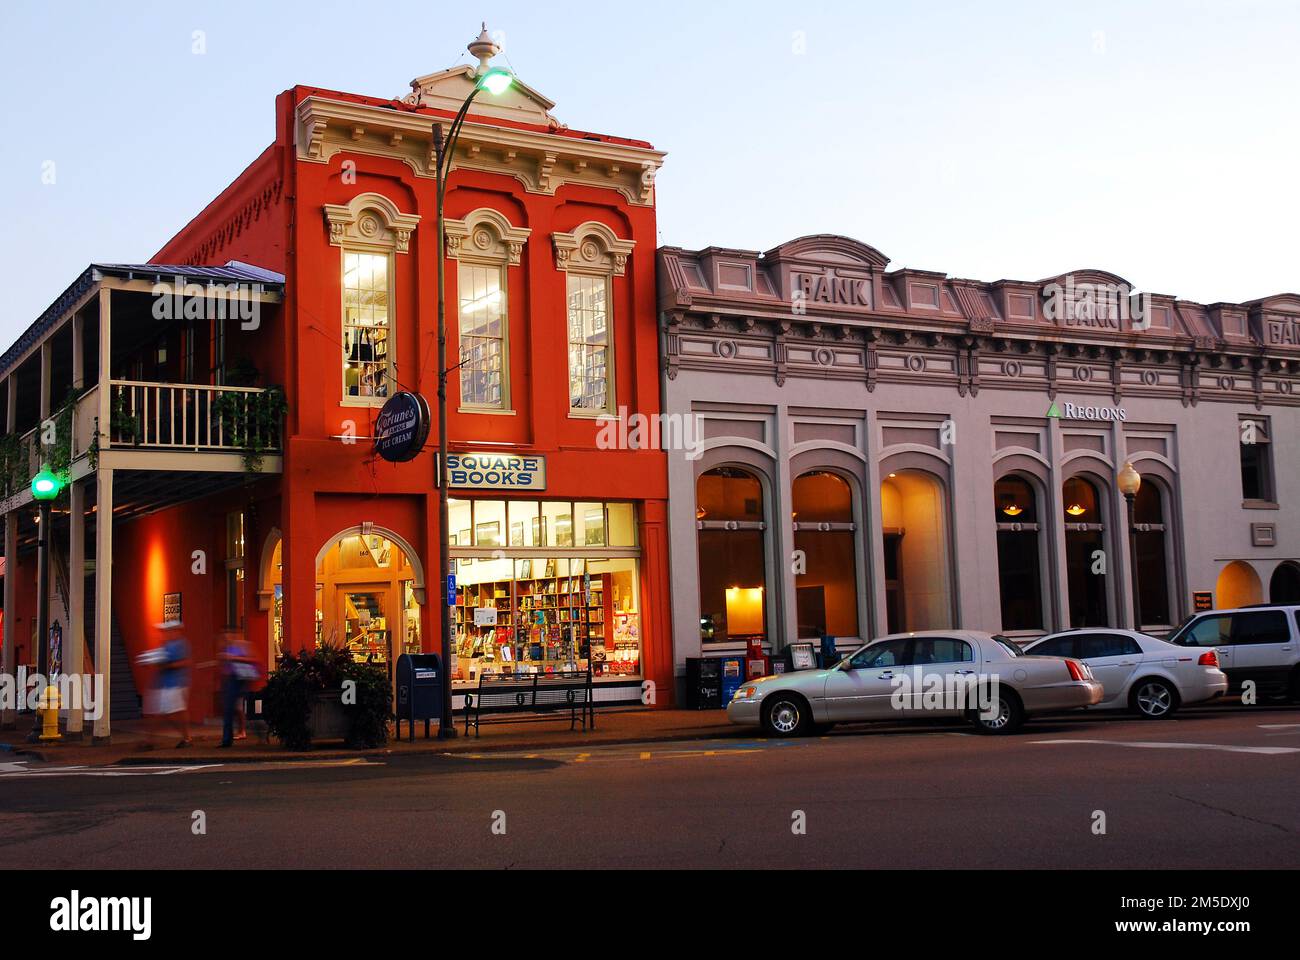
[374,392,431,463]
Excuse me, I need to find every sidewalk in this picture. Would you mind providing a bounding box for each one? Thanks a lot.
[0,708,740,767]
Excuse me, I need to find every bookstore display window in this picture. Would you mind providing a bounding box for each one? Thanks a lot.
[449,498,641,685]
[315,532,420,674]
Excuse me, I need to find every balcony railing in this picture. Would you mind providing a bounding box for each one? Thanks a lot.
[108,380,282,453]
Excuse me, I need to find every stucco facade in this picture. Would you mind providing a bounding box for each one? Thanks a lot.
[658,235,1300,681]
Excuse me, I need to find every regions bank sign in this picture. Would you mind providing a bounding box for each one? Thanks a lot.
[1047,401,1129,422]
[443,452,547,491]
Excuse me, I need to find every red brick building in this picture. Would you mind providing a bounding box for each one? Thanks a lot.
[0,29,669,738]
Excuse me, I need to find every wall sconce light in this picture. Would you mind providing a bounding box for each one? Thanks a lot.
[1066,503,1087,517]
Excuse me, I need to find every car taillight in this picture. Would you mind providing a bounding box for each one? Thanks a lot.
[1066,659,1088,682]
[1198,650,1219,668]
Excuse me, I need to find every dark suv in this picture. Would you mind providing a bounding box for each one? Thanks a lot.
[1169,605,1300,698]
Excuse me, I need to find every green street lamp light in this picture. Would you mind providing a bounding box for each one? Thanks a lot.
[31,468,63,501]
[479,67,513,96]
[430,25,514,738]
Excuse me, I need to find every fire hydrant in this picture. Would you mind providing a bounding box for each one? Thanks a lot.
[37,684,61,741]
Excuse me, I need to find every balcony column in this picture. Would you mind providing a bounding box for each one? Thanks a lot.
[72,312,85,391]
[1,510,15,729]
[92,467,113,743]
[1,376,13,729]
[97,288,111,456]
[65,479,85,737]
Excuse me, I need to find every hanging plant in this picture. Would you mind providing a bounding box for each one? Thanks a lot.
[0,433,22,498]
[45,387,79,478]
[110,389,142,445]
[213,385,288,474]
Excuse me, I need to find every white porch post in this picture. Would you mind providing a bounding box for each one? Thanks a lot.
[92,468,113,742]
[1,375,14,729]
[66,480,85,737]
[1,511,15,729]
[92,288,113,743]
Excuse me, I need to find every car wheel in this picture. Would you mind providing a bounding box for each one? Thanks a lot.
[969,690,1024,735]
[1130,678,1179,719]
[1288,668,1300,703]
[762,694,812,738]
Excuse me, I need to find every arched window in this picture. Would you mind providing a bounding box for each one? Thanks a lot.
[793,471,859,639]
[696,467,767,644]
[993,475,1044,631]
[1063,475,1110,627]
[1217,560,1263,609]
[1132,481,1172,626]
[1269,562,1300,604]
[880,469,953,633]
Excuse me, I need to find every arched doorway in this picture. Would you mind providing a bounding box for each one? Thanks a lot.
[315,528,425,685]
[793,470,859,640]
[1268,562,1300,604]
[1132,479,1172,627]
[879,469,952,633]
[1216,560,1263,609]
[1062,475,1111,627]
[695,467,768,645]
[993,474,1045,631]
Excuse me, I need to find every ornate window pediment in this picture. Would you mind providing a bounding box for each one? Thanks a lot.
[444,208,531,265]
[323,193,421,254]
[553,221,635,276]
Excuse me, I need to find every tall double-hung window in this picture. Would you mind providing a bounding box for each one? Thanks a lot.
[553,222,635,418]
[323,193,421,406]
[445,209,531,412]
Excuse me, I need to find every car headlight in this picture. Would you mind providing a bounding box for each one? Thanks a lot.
[733,685,758,701]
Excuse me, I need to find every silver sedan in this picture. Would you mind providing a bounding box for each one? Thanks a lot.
[727,630,1104,736]
[1022,628,1228,718]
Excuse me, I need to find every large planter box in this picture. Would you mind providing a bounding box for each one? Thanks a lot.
[308,690,349,743]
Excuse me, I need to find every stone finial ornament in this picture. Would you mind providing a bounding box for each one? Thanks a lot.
[468,23,501,76]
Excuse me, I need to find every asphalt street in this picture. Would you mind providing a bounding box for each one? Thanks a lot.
[3,702,1300,869]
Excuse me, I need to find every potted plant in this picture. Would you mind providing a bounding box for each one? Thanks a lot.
[261,641,391,749]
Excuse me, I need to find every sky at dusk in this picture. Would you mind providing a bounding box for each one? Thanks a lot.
[1,0,1297,343]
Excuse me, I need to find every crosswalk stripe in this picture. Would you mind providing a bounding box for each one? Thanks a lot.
[1032,739,1300,755]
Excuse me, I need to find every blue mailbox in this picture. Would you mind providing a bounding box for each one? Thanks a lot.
[395,653,443,740]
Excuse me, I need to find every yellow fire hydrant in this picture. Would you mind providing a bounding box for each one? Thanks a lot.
[37,684,61,741]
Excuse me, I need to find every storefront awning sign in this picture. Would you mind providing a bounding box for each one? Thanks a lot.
[374,392,431,463]
[443,452,546,491]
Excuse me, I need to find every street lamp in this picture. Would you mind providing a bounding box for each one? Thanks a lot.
[29,466,64,741]
[430,26,513,738]
[1117,461,1143,632]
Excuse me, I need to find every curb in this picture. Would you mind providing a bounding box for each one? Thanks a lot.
[112,726,740,766]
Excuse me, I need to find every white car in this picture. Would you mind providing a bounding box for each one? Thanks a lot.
[727,630,1103,736]
[1022,628,1227,718]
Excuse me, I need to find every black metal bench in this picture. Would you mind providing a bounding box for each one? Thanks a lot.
[463,668,595,737]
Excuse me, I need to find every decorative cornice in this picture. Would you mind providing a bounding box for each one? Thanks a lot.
[295,96,665,207]
[179,179,284,266]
